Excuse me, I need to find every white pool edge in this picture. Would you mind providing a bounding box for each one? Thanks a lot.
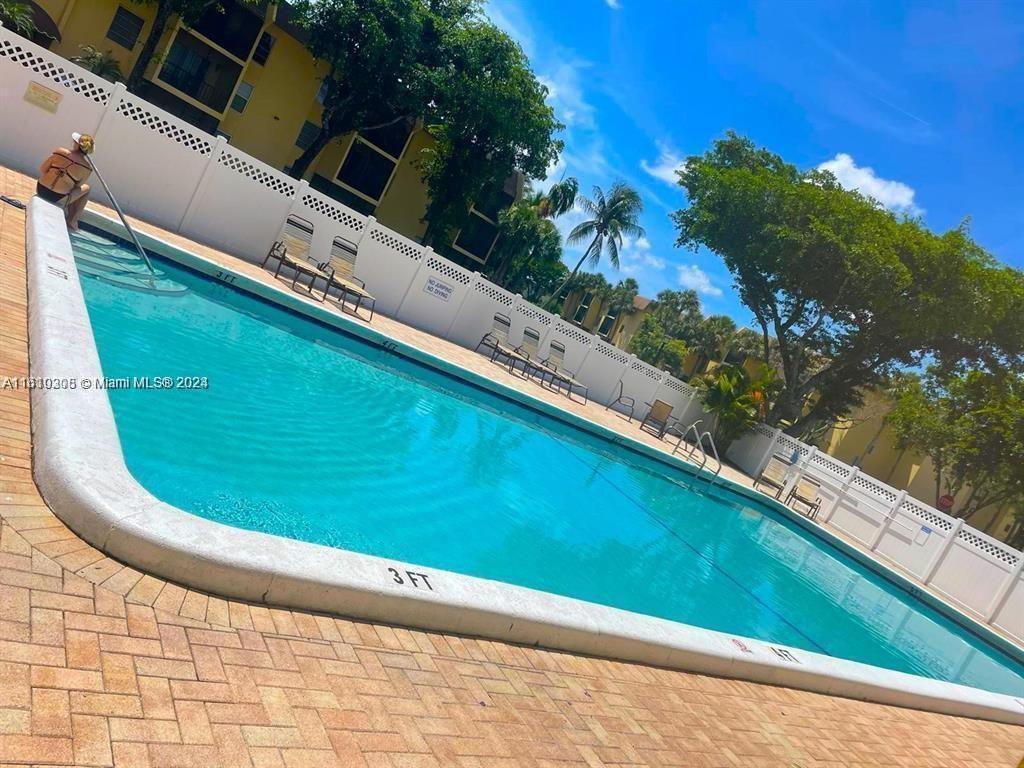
[27,199,1024,725]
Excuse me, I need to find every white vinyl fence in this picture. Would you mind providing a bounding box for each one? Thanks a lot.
[2,26,1020,645]
[728,425,1024,643]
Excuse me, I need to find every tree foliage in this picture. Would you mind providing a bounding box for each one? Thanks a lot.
[695,363,777,450]
[672,131,1024,436]
[0,0,33,35]
[71,45,124,82]
[887,370,1024,521]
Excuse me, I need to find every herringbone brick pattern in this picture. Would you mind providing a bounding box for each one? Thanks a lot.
[1,167,1023,766]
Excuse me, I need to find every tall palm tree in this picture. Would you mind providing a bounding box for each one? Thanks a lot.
[546,182,644,310]
[534,176,578,219]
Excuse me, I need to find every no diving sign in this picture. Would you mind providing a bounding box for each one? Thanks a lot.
[423,277,454,302]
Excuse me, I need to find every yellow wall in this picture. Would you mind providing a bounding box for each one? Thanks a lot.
[372,129,431,240]
[823,390,1018,542]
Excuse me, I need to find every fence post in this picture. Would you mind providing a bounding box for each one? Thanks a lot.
[870,489,907,551]
[394,246,432,318]
[985,556,1024,622]
[754,427,783,478]
[443,272,479,339]
[781,446,816,501]
[822,466,859,524]
[356,215,376,248]
[93,81,127,140]
[179,136,228,231]
[922,518,964,585]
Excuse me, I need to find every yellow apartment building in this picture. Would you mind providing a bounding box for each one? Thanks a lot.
[28,0,516,265]
[559,288,652,351]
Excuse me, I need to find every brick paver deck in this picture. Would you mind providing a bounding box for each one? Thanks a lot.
[1,167,1022,766]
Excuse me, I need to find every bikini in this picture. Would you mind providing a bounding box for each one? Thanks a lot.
[36,155,91,205]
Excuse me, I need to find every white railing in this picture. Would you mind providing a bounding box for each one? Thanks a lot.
[727,426,1024,643]
[2,25,1020,645]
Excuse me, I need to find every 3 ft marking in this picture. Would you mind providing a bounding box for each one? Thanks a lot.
[387,567,434,591]
[213,270,237,284]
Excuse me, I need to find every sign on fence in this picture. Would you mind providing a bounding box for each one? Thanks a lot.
[423,277,453,302]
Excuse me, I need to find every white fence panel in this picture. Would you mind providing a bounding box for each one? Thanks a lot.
[397,254,475,338]
[651,376,698,421]
[617,358,665,413]
[929,531,1020,616]
[509,300,557,359]
[0,33,111,177]
[873,497,952,578]
[186,148,297,261]
[95,93,213,232]
[827,477,897,546]
[353,223,424,316]
[547,320,593,378]
[991,575,1024,641]
[576,339,630,406]
[446,279,517,349]
[726,423,775,476]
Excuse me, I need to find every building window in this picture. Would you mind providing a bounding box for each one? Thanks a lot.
[598,309,619,338]
[230,81,254,113]
[252,32,275,65]
[106,6,144,50]
[295,121,320,150]
[453,213,499,263]
[336,141,395,202]
[573,293,594,325]
[315,80,329,105]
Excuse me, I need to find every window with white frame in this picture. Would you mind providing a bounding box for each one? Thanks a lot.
[230,81,254,113]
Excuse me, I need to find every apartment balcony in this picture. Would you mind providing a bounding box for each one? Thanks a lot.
[156,30,243,114]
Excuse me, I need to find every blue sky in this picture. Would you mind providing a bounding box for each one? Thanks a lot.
[486,0,1024,327]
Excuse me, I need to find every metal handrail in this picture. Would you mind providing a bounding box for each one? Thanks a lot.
[699,430,723,482]
[672,420,708,473]
[85,155,156,288]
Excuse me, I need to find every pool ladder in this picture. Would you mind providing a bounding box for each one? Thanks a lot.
[672,420,723,485]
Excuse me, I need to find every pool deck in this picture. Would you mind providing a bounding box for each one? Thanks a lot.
[1,167,1022,766]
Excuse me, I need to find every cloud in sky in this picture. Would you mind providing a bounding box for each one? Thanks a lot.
[619,235,667,276]
[641,142,686,186]
[677,264,722,296]
[605,0,621,8]
[817,153,923,215]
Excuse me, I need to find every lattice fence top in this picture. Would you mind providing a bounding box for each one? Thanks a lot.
[473,281,515,307]
[300,192,364,232]
[117,98,213,155]
[369,228,422,261]
[957,528,1021,568]
[900,497,954,533]
[629,359,663,381]
[594,340,630,365]
[0,37,111,104]
[515,302,554,326]
[554,321,593,347]
[218,152,295,197]
[848,472,899,504]
[662,377,693,395]
[426,256,472,285]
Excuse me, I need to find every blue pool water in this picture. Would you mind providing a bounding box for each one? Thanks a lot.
[71,229,1024,697]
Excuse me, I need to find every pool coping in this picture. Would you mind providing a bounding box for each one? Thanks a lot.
[27,199,1024,725]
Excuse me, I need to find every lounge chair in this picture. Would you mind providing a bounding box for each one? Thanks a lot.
[325,236,376,321]
[787,476,822,519]
[605,380,636,421]
[539,340,589,404]
[639,399,674,438]
[475,313,531,372]
[510,327,543,377]
[754,454,792,499]
[261,215,336,302]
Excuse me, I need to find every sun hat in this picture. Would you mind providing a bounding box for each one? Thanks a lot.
[71,132,95,154]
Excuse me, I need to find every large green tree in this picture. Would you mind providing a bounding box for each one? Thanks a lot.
[418,20,562,244]
[286,0,435,180]
[887,371,1024,522]
[672,132,1021,436]
[648,288,703,343]
[126,1,256,94]
[546,182,644,310]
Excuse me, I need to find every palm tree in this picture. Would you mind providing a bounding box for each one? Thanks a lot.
[545,182,644,310]
[534,177,578,219]
[70,45,124,83]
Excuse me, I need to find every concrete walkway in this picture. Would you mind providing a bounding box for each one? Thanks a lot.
[1,167,1022,766]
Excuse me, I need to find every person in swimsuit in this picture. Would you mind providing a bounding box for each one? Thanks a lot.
[37,132,94,230]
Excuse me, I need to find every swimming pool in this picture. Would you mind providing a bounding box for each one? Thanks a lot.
[68,228,1024,699]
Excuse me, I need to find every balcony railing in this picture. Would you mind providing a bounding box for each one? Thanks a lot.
[157,61,218,106]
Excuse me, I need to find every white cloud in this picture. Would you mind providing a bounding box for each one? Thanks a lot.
[539,60,595,130]
[677,264,722,296]
[641,142,686,186]
[619,235,666,274]
[605,0,621,8]
[817,153,922,215]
